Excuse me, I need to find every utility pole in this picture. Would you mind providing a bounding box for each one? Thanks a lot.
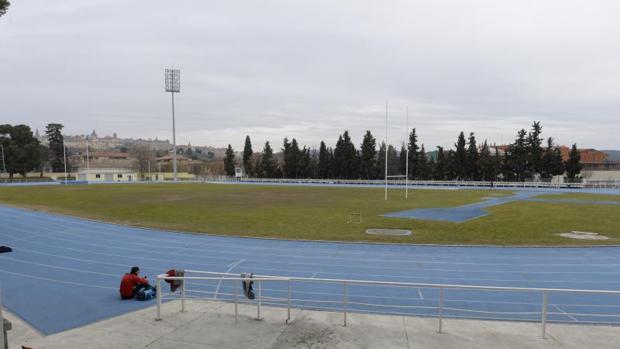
[63,137,68,184]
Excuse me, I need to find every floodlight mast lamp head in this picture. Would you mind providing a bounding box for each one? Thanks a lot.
[165,68,181,93]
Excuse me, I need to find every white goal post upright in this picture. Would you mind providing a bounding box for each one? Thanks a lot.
[385,100,388,201]
[405,105,409,199]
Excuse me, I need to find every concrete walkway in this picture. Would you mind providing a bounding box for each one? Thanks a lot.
[8,300,620,349]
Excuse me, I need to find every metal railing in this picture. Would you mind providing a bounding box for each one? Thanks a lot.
[156,270,620,339]
[204,177,585,189]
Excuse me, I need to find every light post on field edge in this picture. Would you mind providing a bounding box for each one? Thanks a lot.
[63,136,68,185]
[165,68,180,182]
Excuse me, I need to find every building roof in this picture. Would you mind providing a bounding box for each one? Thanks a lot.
[77,168,137,174]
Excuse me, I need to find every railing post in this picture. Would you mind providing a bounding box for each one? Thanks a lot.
[343,281,348,327]
[181,277,186,312]
[155,277,162,321]
[0,288,5,349]
[287,279,291,323]
[541,291,548,339]
[256,280,262,320]
[234,285,238,323]
[438,287,444,333]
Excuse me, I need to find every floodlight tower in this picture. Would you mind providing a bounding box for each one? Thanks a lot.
[165,68,181,181]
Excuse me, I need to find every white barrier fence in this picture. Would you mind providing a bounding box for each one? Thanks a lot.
[206,177,586,189]
[156,270,620,339]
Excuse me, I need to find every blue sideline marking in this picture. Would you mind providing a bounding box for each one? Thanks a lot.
[0,204,619,335]
[383,191,548,222]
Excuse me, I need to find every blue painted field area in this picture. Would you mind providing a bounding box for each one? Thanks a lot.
[1,204,619,335]
[384,191,620,222]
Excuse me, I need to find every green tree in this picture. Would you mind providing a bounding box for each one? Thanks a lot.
[416,145,429,179]
[445,150,457,180]
[0,124,41,178]
[407,128,419,179]
[242,135,253,176]
[527,121,544,178]
[494,145,503,181]
[387,145,399,176]
[565,143,582,181]
[375,142,386,180]
[258,141,278,178]
[454,131,467,180]
[505,129,528,181]
[540,137,564,179]
[282,138,304,178]
[318,141,330,178]
[224,144,235,176]
[434,146,447,180]
[45,123,66,172]
[333,131,357,179]
[479,141,496,181]
[0,0,10,17]
[399,143,407,176]
[359,131,377,179]
[466,132,480,180]
[290,139,302,178]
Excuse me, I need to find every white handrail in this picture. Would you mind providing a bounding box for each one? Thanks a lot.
[154,270,620,338]
[183,270,620,295]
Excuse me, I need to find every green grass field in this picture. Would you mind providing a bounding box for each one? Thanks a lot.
[0,183,619,245]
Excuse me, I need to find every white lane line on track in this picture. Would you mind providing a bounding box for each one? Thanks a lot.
[5,233,620,286]
[0,268,115,290]
[311,272,319,278]
[3,208,619,266]
[3,227,619,278]
[3,245,220,276]
[5,216,619,272]
[418,288,424,300]
[552,304,579,322]
[214,259,245,300]
[0,255,120,278]
[3,252,620,312]
[0,232,224,270]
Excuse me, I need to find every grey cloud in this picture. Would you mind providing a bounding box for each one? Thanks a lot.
[1,0,619,150]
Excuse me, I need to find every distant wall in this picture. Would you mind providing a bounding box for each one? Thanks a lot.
[583,170,620,182]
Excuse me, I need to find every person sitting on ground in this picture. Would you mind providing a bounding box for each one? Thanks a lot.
[119,266,153,300]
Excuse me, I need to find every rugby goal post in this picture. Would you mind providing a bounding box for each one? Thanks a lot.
[385,175,407,200]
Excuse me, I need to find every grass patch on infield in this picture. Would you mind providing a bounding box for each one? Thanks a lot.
[0,183,619,245]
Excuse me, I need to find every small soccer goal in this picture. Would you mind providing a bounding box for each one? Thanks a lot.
[347,212,362,224]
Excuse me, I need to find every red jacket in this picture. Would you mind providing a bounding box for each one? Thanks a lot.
[119,273,149,298]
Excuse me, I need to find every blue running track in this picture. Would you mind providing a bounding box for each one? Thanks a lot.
[1,204,619,335]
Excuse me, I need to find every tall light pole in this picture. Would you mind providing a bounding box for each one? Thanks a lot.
[63,136,68,184]
[165,68,180,181]
[85,136,90,171]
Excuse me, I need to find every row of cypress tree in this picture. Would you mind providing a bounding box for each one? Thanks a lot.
[224,121,582,181]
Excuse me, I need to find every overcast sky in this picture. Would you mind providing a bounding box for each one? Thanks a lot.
[1,0,619,150]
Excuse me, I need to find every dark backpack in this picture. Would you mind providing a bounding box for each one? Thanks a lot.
[0,246,12,253]
[136,288,156,301]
